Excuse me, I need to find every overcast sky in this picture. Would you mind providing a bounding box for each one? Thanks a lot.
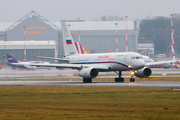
[1,0,180,22]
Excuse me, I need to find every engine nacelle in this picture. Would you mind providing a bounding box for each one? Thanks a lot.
[134,67,152,78]
[79,67,98,78]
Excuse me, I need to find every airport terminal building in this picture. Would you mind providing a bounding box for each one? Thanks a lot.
[0,11,141,64]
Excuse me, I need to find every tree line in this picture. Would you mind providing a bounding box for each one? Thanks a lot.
[139,14,180,56]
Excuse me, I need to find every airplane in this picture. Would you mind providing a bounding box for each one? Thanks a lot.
[75,41,154,63]
[12,22,174,83]
[4,53,50,70]
[148,60,180,69]
[74,42,87,54]
[142,55,154,62]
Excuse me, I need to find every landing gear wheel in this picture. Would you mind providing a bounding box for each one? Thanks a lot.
[121,78,124,82]
[88,78,92,83]
[83,78,86,83]
[115,78,124,82]
[83,78,92,83]
[130,78,135,82]
[115,78,118,82]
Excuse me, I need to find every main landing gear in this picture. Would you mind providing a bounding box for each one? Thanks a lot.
[114,71,124,82]
[114,71,136,83]
[130,77,135,82]
[83,78,92,83]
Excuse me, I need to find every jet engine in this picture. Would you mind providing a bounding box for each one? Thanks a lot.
[134,67,152,78]
[79,67,98,78]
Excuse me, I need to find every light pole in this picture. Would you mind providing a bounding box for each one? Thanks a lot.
[3,36,5,65]
[115,23,118,52]
[24,26,26,61]
[125,16,128,52]
[78,18,80,44]
[171,14,175,68]
[77,18,83,54]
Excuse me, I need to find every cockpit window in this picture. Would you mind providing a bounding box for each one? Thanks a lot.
[132,56,142,59]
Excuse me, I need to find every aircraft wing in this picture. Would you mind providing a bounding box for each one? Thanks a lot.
[84,64,109,70]
[11,63,109,70]
[33,56,69,62]
[145,60,174,66]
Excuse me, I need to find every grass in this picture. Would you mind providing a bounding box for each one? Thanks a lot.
[0,86,179,120]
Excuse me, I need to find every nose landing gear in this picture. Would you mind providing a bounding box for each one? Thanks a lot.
[130,71,136,82]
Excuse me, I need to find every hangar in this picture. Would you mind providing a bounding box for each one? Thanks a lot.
[0,11,140,64]
[0,11,60,64]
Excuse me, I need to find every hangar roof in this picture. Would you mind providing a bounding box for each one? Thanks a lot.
[0,11,139,31]
[54,21,138,31]
[1,21,138,31]
[0,40,56,45]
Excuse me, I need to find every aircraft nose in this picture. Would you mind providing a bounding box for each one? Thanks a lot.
[132,59,145,70]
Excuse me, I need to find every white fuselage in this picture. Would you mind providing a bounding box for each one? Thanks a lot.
[67,52,145,71]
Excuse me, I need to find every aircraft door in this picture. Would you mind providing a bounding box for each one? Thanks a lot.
[86,57,89,63]
[123,55,127,64]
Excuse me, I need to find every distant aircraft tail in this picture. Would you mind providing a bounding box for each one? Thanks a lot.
[74,42,88,54]
[61,22,79,56]
[6,53,19,63]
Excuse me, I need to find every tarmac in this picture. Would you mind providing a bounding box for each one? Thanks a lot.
[0,67,179,88]
[0,81,179,88]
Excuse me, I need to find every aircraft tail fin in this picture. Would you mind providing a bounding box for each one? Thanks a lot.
[6,53,19,63]
[61,22,78,56]
[74,42,88,54]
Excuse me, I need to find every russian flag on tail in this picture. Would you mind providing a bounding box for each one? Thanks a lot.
[66,40,72,44]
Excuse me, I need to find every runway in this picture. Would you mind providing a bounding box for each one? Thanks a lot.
[0,81,179,88]
[0,68,180,88]
[0,68,180,78]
